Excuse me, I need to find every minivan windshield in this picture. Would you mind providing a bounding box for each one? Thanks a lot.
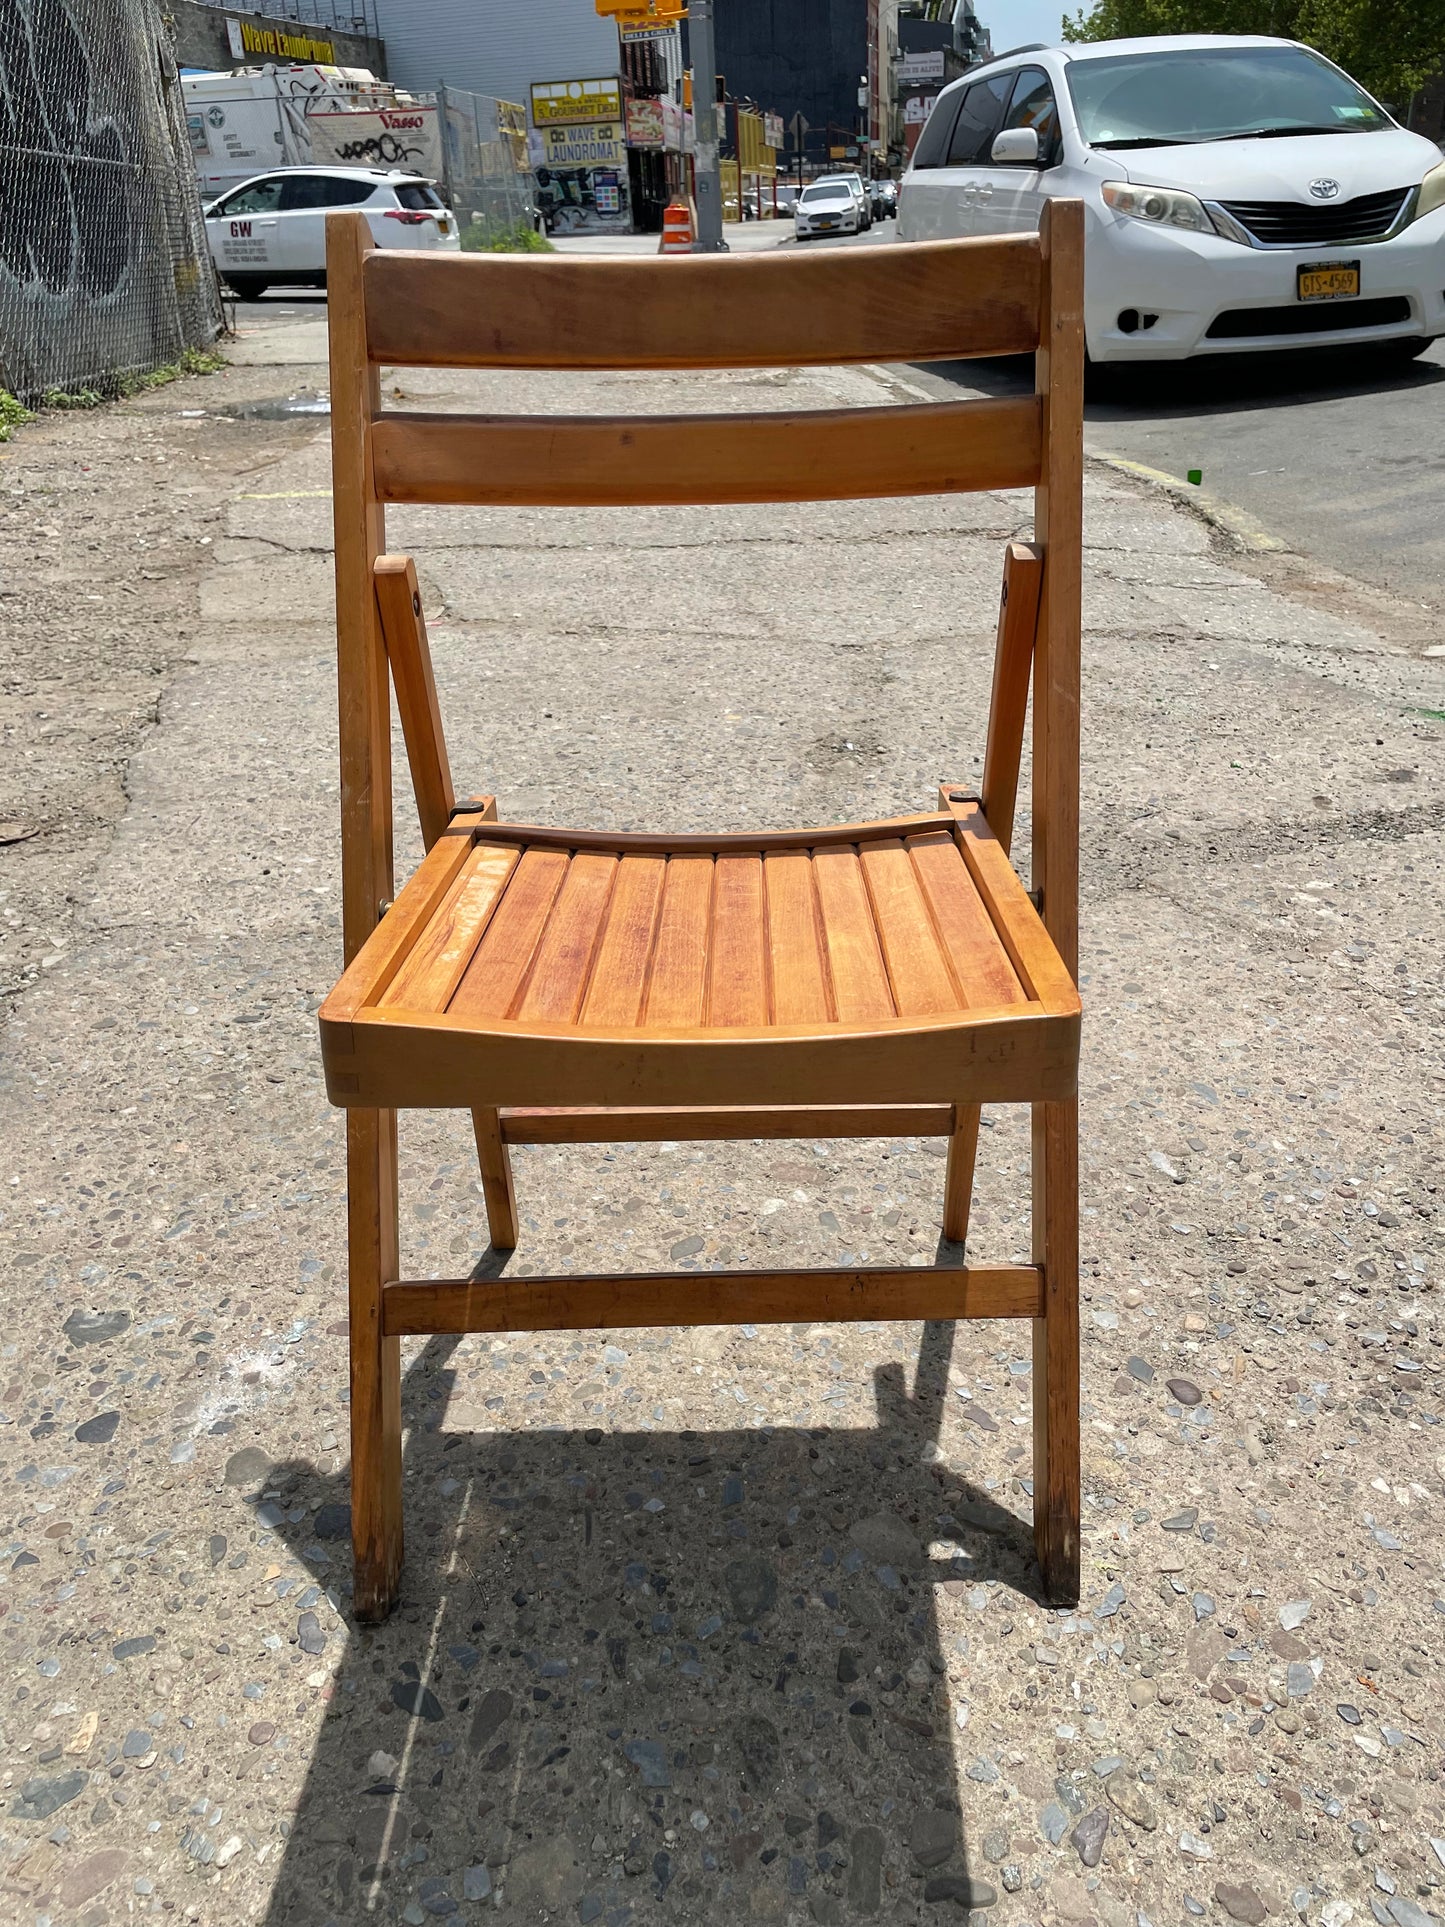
[1066,44,1391,149]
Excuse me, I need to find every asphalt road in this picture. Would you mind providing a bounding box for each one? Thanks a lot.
[914,336,1445,618]
[232,235,1445,614]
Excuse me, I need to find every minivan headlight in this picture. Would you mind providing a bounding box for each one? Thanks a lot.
[1102,179,1220,236]
[1416,158,1445,222]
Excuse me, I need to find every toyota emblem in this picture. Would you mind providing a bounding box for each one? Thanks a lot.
[1309,178,1341,199]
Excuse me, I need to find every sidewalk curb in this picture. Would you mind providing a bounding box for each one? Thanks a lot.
[1091,451,1290,555]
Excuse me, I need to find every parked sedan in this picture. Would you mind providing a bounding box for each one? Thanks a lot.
[898,35,1445,364]
[204,167,459,299]
[826,170,874,229]
[794,179,861,239]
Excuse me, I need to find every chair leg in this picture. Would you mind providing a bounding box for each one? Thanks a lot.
[1031,1097,1080,1606]
[348,1106,403,1621]
[472,1106,519,1250]
[942,1103,981,1244]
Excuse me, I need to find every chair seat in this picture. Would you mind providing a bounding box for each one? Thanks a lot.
[319,798,1080,1112]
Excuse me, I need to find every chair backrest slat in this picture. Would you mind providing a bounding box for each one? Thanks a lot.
[363,236,1042,369]
[371,397,1041,509]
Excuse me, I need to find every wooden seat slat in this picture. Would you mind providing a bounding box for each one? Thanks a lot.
[371,398,1041,509]
[811,843,897,1023]
[379,842,519,1011]
[363,236,1042,370]
[906,832,1026,1010]
[763,851,833,1026]
[642,852,713,1027]
[707,853,770,1028]
[858,839,961,1018]
[448,846,569,1020]
[515,851,619,1024]
[580,854,666,1029]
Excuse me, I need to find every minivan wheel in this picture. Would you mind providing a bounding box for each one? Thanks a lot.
[225,274,269,300]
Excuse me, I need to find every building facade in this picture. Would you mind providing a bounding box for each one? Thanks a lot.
[171,0,387,76]
[894,0,989,158]
[369,0,619,105]
[713,0,875,170]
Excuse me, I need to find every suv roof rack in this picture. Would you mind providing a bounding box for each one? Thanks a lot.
[977,42,1054,64]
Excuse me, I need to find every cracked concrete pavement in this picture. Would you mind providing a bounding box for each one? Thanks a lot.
[0,306,1442,1927]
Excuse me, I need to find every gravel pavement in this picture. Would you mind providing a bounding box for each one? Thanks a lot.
[0,312,1442,1927]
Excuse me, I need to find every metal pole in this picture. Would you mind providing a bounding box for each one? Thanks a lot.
[688,0,727,251]
[437,82,456,213]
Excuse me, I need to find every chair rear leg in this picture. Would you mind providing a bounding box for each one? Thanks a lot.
[1031,1096,1080,1605]
[942,1103,981,1244]
[472,1107,519,1250]
[349,1106,404,1621]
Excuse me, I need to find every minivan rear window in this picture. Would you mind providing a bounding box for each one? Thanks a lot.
[945,71,1015,165]
[910,87,965,169]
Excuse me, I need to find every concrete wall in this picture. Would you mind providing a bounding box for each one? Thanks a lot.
[171,0,387,77]
[370,0,617,108]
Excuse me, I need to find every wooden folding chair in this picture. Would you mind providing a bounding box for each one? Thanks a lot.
[319,204,1085,1621]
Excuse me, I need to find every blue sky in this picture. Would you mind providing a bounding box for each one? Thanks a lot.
[980,0,1074,59]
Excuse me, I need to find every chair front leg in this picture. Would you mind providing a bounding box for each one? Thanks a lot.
[1031,1095,1080,1605]
[349,1105,403,1620]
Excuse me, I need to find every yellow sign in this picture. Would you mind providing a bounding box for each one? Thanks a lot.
[238,19,334,61]
[541,122,628,166]
[598,0,684,15]
[530,78,623,125]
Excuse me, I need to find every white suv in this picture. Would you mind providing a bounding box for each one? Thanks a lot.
[204,167,459,300]
[898,35,1445,364]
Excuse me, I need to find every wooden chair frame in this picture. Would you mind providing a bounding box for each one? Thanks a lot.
[321,206,1084,1620]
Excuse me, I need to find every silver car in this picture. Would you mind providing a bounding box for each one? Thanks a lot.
[794,179,861,238]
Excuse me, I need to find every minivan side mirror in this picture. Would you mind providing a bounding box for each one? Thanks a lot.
[990,126,1040,165]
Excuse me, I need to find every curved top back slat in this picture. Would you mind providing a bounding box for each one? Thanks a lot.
[362,234,1042,370]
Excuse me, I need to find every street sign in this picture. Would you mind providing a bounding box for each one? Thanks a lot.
[788,109,809,147]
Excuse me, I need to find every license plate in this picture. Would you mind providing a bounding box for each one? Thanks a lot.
[1298,260,1359,302]
[818,218,837,227]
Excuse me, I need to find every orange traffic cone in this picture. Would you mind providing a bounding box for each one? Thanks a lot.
[658,197,696,254]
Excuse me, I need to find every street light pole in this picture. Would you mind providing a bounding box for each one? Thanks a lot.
[688,0,727,250]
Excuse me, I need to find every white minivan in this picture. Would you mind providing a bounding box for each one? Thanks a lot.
[204,167,459,300]
[898,35,1445,363]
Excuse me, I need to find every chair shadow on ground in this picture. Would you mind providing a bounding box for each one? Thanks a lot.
[257,1309,1047,1924]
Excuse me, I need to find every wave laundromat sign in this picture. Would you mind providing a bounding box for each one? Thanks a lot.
[541,121,627,165]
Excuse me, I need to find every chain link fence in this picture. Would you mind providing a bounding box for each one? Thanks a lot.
[0,0,222,403]
[433,90,539,247]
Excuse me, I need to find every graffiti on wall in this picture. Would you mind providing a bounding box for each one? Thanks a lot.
[0,0,218,400]
[308,106,443,179]
[0,0,134,301]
